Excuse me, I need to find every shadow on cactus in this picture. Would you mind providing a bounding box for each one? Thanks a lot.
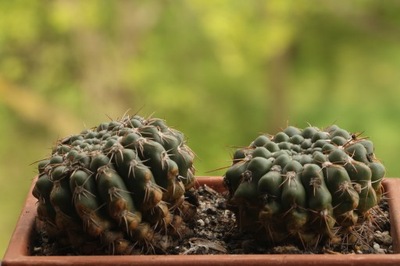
[224,125,386,250]
[32,115,197,254]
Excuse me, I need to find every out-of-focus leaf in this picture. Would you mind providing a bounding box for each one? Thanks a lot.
[0,78,84,136]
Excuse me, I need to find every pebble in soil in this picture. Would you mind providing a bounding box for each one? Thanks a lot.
[32,184,393,255]
[169,185,393,255]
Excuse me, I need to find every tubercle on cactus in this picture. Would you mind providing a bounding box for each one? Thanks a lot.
[224,124,386,248]
[32,114,197,255]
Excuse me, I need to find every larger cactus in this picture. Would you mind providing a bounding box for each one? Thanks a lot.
[224,125,385,248]
[32,115,196,254]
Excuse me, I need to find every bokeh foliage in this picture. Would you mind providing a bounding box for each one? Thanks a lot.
[1,0,400,257]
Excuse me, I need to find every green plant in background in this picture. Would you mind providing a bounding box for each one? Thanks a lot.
[2,1,400,257]
[224,125,385,248]
[32,115,196,254]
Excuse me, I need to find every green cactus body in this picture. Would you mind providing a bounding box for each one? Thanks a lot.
[70,169,113,238]
[33,173,56,224]
[281,160,306,211]
[224,125,386,248]
[323,165,359,219]
[32,115,197,254]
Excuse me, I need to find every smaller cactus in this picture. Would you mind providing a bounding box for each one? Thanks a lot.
[224,125,385,248]
[33,115,197,254]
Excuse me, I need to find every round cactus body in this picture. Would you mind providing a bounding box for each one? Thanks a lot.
[33,115,196,254]
[224,125,385,247]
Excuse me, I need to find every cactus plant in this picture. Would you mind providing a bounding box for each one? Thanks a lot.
[224,125,386,248]
[32,115,197,254]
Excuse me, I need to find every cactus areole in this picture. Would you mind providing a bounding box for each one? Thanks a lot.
[32,115,196,254]
[224,125,386,248]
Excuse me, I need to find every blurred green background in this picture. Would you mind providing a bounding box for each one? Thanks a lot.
[1,0,400,257]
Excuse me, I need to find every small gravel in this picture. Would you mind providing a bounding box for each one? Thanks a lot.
[169,185,393,255]
[32,184,393,255]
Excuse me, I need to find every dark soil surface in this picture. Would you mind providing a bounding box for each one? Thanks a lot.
[32,185,393,256]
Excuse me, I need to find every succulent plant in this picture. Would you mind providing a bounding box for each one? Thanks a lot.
[224,125,385,247]
[32,115,197,254]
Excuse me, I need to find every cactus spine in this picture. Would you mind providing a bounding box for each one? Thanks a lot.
[224,125,385,248]
[32,115,196,254]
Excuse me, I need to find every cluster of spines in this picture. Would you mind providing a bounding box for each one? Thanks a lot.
[224,125,385,247]
[32,115,196,254]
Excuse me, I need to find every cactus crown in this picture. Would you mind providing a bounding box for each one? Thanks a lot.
[224,125,385,248]
[32,115,196,254]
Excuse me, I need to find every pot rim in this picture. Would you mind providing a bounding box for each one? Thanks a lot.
[2,177,400,266]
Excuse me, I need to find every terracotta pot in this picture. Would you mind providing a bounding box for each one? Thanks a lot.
[2,177,400,266]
